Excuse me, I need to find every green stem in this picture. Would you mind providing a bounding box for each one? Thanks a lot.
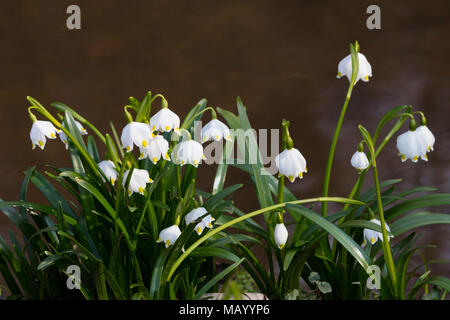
[167,196,365,281]
[371,156,397,294]
[321,83,355,217]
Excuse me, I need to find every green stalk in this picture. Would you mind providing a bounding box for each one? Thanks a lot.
[358,125,397,295]
[167,196,365,281]
[321,43,359,217]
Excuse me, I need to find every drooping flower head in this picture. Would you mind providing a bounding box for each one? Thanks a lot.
[274,223,288,249]
[201,119,232,143]
[275,148,307,183]
[194,214,215,236]
[337,52,372,84]
[121,121,152,152]
[185,207,208,225]
[351,143,370,172]
[396,119,428,163]
[157,225,181,248]
[59,120,88,149]
[30,120,60,150]
[150,107,180,134]
[138,135,170,164]
[173,139,205,167]
[122,168,153,196]
[362,219,393,246]
[415,116,435,155]
[98,160,118,185]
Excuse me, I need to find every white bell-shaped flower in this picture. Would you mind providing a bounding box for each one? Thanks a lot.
[416,125,435,154]
[362,219,393,246]
[275,148,307,182]
[337,52,372,83]
[194,215,215,235]
[157,225,182,248]
[122,168,153,195]
[59,120,88,149]
[201,119,232,143]
[274,223,288,249]
[30,120,60,150]
[138,135,171,164]
[98,160,118,185]
[185,207,208,225]
[173,140,206,167]
[396,130,427,163]
[351,151,370,171]
[150,108,180,133]
[121,122,152,152]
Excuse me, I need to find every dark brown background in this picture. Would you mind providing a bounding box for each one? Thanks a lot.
[0,0,449,290]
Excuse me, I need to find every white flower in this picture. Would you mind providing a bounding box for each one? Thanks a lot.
[416,125,435,154]
[337,52,372,83]
[59,120,88,149]
[173,140,206,167]
[122,168,153,195]
[121,122,152,152]
[194,214,215,235]
[30,120,60,150]
[396,130,427,163]
[138,135,171,164]
[185,207,208,225]
[351,151,370,171]
[274,223,288,249]
[98,160,118,185]
[157,225,181,248]
[150,108,180,133]
[275,148,307,182]
[362,219,393,246]
[201,119,232,143]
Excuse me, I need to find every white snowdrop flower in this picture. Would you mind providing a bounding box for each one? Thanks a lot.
[30,120,60,150]
[201,119,232,143]
[98,160,118,185]
[274,223,288,249]
[150,107,180,133]
[138,135,171,164]
[122,168,153,196]
[185,207,208,225]
[194,215,215,236]
[362,219,393,246]
[416,125,435,154]
[337,52,372,83]
[121,122,152,152]
[396,130,427,163]
[59,120,88,149]
[351,151,370,171]
[173,140,206,167]
[157,225,182,248]
[275,148,307,183]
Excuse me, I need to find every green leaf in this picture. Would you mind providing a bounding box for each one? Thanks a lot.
[194,258,244,300]
[190,247,240,263]
[390,212,450,236]
[286,204,372,273]
[385,194,450,220]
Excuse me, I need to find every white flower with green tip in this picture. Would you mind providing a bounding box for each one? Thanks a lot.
[30,120,60,150]
[201,119,232,143]
[396,129,427,163]
[122,168,153,196]
[362,219,393,246]
[275,148,307,182]
[173,140,205,167]
[98,160,118,185]
[351,151,370,171]
[121,122,152,152]
[274,223,288,249]
[150,107,180,133]
[194,214,215,235]
[138,135,170,164]
[157,225,181,248]
[337,52,372,83]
